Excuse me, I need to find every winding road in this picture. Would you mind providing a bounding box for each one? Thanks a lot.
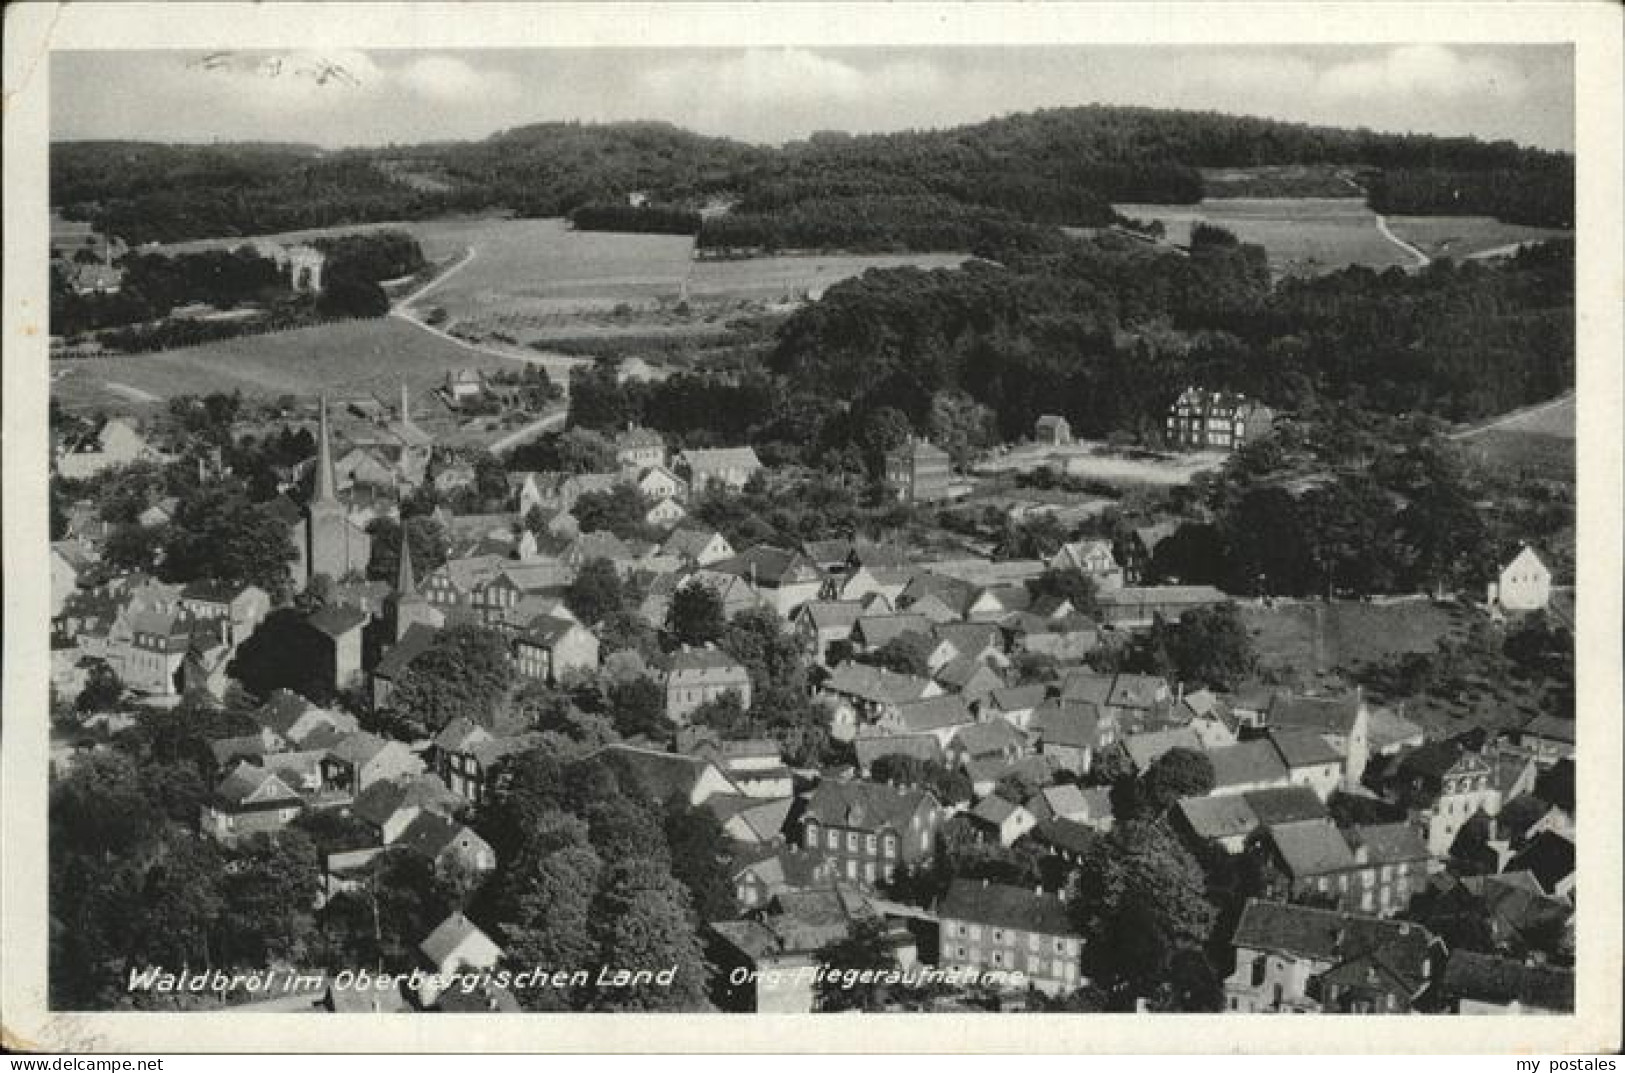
[1373,214,1431,269]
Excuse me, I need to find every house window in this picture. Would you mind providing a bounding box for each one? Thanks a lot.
[1029,933,1040,952]
[864,862,875,883]
[957,923,969,938]
[991,951,1004,967]
[865,834,877,854]
[955,946,967,960]
[993,929,1005,945]
[845,860,857,879]
[1251,957,1267,987]
[827,830,839,850]
[883,835,897,858]
[846,832,859,852]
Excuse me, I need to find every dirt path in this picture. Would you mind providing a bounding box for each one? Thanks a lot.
[488,409,569,455]
[1373,214,1431,269]
[103,381,160,403]
[1448,391,1575,440]
[397,246,476,308]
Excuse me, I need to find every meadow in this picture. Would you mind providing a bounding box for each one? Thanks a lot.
[50,316,524,415]
[1381,215,1572,262]
[1113,198,1414,277]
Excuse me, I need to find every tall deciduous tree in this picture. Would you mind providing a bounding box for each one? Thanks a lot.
[390,625,517,735]
[668,580,727,647]
[586,858,710,1011]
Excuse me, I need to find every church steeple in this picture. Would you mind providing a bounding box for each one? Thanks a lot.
[314,393,339,505]
[396,526,418,594]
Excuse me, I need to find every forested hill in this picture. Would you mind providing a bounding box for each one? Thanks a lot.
[52,107,1571,244]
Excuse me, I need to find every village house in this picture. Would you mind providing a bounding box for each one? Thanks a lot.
[395,811,497,880]
[730,846,838,911]
[707,545,826,618]
[1034,414,1073,446]
[874,693,975,748]
[818,661,942,741]
[681,732,795,799]
[663,644,753,723]
[322,731,425,797]
[178,580,270,648]
[1267,728,1346,802]
[674,446,763,493]
[1436,951,1573,1016]
[1487,545,1552,612]
[709,887,893,1013]
[852,733,945,778]
[1122,520,1180,584]
[201,762,304,844]
[967,795,1039,848]
[1259,818,1433,917]
[884,437,953,503]
[1166,387,1276,452]
[635,463,688,503]
[1004,612,1099,663]
[1029,699,1110,775]
[1224,899,1437,1014]
[592,743,740,808]
[937,879,1081,995]
[982,684,1051,732]
[1389,737,1507,855]
[800,779,943,886]
[430,718,543,806]
[1175,785,1327,854]
[851,612,934,654]
[511,614,599,684]
[1047,540,1125,591]
[933,655,1005,706]
[1266,691,1371,790]
[350,773,463,846]
[614,425,667,471]
[793,600,866,666]
[415,913,503,1009]
[56,417,160,479]
[1025,783,1113,831]
[660,525,735,568]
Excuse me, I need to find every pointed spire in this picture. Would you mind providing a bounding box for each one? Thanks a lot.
[396,526,417,594]
[314,393,339,504]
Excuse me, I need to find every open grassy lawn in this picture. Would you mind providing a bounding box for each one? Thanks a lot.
[1114,198,1412,277]
[1381,215,1572,261]
[50,316,525,415]
[1242,599,1468,683]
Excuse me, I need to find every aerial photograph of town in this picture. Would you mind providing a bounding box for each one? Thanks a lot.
[38,39,1579,1022]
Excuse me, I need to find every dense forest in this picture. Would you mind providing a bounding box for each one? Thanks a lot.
[567,229,1572,467]
[52,106,1571,245]
[51,230,426,342]
[570,202,702,236]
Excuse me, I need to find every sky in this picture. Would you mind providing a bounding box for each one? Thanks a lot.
[50,45,1574,152]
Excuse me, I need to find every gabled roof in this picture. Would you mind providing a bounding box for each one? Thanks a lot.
[677,446,762,472]
[799,600,865,632]
[1123,727,1204,772]
[986,684,1050,712]
[591,744,737,803]
[374,623,440,679]
[1506,831,1575,896]
[397,811,487,863]
[934,655,1001,694]
[1266,819,1358,877]
[970,795,1025,827]
[706,794,795,842]
[1230,899,1433,973]
[420,912,500,969]
[1028,783,1093,821]
[1031,699,1101,749]
[1242,785,1328,826]
[306,603,370,637]
[1269,728,1343,769]
[938,878,1071,936]
[803,779,937,831]
[854,613,934,649]
[661,526,729,561]
[951,719,1026,758]
[1267,692,1363,736]
[327,731,399,769]
[1347,823,1431,866]
[667,645,750,679]
[1206,739,1289,790]
[213,762,301,809]
[353,774,459,828]
[823,662,934,706]
[890,694,973,734]
[711,545,822,588]
[1441,950,1573,1012]
[1178,794,1261,842]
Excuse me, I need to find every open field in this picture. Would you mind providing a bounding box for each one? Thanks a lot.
[1114,198,1413,277]
[50,316,527,415]
[1381,215,1572,262]
[1452,394,1575,482]
[976,441,1226,487]
[1242,598,1467,683]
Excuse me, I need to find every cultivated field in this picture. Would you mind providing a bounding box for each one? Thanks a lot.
[1242,598,1466,684]
[1381,215,1572,262]
[1452,394,1576,482]
[1114,198,1414,277]
[50,316,527,415]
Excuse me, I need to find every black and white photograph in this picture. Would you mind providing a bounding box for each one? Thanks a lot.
[3,1,1620,1056]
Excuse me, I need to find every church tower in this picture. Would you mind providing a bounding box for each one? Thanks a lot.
[386,526,441,641]
[304,394,370,588]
